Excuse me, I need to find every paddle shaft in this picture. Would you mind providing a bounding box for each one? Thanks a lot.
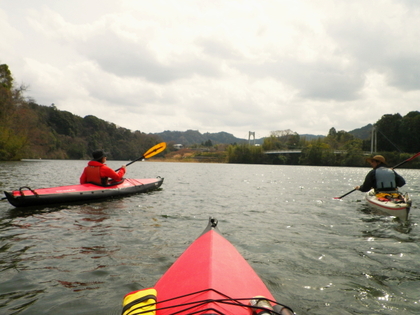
[334,152,420,199]
[121,156,145,169]
[335,189,357,199]
[392,152,420,169]
[115,142,166,172]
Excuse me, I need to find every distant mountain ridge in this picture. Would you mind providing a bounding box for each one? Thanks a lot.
[153,126,372,146]
[152,130,252,145]
[348,124,373,140]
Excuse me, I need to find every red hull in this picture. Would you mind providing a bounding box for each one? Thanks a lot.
[122,218,294,315]
[4,177,163,207]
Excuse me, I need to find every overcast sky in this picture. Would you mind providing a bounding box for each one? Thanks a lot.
[1,0,419,139]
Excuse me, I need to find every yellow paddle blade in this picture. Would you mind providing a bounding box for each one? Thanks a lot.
[143,142,167,159]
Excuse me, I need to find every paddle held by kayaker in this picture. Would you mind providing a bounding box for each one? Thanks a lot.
[80,150,126,186]
[354,155,405,192]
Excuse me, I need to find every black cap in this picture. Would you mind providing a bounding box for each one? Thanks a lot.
[92,150,108,161]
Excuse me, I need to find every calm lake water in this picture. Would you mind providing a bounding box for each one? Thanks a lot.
[0,160,419,314]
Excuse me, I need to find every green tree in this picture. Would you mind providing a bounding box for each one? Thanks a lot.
[400,111,420,153]
[376,114,403,152]
[0,64,29,160]
[48,107,81,137]
[341,139,363,166]
[0,64,13,89]
[300,139,335,165]
[262,135,285,150]
[262,129,299,150]
[202,139,213,147]
[227,144,265,164]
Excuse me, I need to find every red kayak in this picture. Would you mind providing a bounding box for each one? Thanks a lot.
[3,177,163,207]
[122,217,294,315]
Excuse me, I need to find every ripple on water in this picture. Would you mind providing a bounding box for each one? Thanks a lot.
[1,162,420,314]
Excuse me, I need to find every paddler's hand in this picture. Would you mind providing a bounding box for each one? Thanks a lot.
[354,186,360,190]
[120,165,126,170]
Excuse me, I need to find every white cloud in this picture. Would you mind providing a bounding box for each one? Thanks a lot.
[1,0,419,138]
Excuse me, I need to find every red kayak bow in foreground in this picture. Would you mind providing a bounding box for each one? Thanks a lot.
[122,217,294,315]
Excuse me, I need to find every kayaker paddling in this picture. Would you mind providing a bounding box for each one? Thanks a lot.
[354,155,411,220]
[4,143,166,207]
[334,152,419,200]
[80,150,126,186]
[354,155,405,193]
[333,153,418,220]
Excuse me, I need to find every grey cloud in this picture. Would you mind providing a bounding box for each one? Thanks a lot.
[80,32,221,83]
[235,58,364,101]
[196,37,242,60]
[282,60,364,100]
[326,13,420,92]
[386,55,420,91]
[400,0,420,8]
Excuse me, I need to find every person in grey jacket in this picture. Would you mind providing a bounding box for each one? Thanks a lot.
[355,155,406,192]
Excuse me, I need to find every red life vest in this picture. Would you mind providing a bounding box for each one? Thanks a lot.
[84,166,107,186]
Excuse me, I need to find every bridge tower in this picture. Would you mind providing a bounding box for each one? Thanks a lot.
[248,131,255,146]
[371,125,377,153]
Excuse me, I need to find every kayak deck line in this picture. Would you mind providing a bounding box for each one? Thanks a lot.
[127,295,292,314]
[3,177,164,208]
[122,217,295,315]
[133,289,294,314]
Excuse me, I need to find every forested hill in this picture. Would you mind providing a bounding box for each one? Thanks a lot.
[349,124,373,140]
[19,103,162,160]
[0,64,163,160]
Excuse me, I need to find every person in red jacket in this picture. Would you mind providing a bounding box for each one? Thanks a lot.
[80,150,126,186]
